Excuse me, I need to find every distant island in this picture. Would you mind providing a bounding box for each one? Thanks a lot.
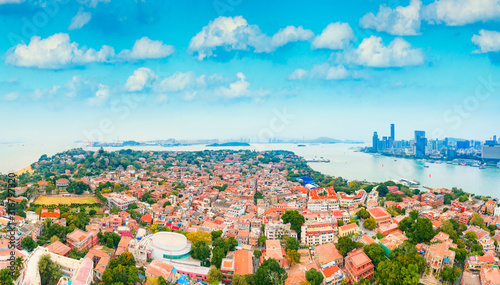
[206,142,251,147]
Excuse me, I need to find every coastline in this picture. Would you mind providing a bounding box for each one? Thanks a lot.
[14,165,33,176]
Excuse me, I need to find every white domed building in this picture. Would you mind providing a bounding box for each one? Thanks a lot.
[129,232,191,264]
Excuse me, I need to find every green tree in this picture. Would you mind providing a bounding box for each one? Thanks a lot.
[254,192,264,204]
[21,236,37,252]
[409,210,419,220]
[191,240,211,261]
[0,268,14,285]
[89,209,96,216]
[67,181,90,195]
[207,267,223,285]
[211,230,223,241]
[376,260,420,285]
[258,235,268,246]
[440,266,460,284]
[281,210,305,237]
[211,246,225,268]
[363,217,377,230]
[255,258,287,285]
[470,214,485,228]
[286,249,301,265]
[285,236,300,251]
[305,268,324,285]
[38,254,62,285]
[363,243,386,268]
[407,218,435,243]
[336,236,363,257]
[254,250,262,259]
[338,220,344,227]
[397,217,414,233]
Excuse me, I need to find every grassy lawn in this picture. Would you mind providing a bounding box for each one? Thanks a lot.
[34,196,98,205]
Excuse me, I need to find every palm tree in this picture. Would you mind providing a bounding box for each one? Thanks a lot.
[14,256,23,278]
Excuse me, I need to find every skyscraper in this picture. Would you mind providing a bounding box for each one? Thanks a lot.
[389,124,395,148]
[372,132,379,152]
[415,130,427,158]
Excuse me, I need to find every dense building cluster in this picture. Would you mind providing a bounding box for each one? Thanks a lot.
[0,148,499,285]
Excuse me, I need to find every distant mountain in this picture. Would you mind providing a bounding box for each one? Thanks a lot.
[309,137,343,144]
[206,142,250,147]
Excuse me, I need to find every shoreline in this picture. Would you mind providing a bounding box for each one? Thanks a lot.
[14,165,34,176]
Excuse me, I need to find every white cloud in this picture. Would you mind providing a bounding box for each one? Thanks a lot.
[289,64,352,80]
[78,0,110,8]
[33,85,60,99]
[156,94,168,103]
[360,0,421,36]
[423,0,500,26]
[118,37,175,60]
[311,22,355,50]
[4,92,19,101]
[5,33,115,69]
[125,67,157,92]
[288,69,308,80]
[87,84,110,106]
[188,16,313,60]
[157,72,197,93]
[0,0,23,3]
[338,36,424,67]
[65,75,92,97]
[472,29,500,53]
[69,8,92,30]
[218,72,251,97]
[6,34,175,69]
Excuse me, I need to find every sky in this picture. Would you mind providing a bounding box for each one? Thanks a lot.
[1,0,500,144]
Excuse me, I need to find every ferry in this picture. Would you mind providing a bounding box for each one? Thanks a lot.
[306,157,330,163]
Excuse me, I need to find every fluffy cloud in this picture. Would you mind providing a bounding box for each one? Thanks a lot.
[33,85,60,99]
[311,22,355,50]
[218,72,251,97]
[472,30,500,53]
[338,36,424,67]
[3,92,19,101]
[423,0,500,26]
[87,84,110,106]
[288,64,351,80]
[125,67,157,92]
[5,33,115,69]
[156,72,200,93]
[188,16,313,60]
[118,37,175,60]
[69,8,92,30]
[124,68,267,99]
[6,34,174,69]
[360,0,421,36]
[0,0,23,3]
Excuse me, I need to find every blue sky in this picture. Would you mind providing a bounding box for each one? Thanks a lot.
[1,0,500,143]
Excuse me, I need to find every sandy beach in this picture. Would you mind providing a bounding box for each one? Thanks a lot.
[15,165,34,176]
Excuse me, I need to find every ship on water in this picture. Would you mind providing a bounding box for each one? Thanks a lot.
[306,156,330,163]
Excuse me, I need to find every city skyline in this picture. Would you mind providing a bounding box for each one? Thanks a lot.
[1,0,500,143]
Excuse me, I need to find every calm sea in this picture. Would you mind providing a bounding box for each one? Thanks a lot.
[1,142,499,197]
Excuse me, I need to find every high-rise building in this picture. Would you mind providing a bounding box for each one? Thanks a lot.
[483,137,500,160]
[389,124,395,149]
[390,124,395,141]
[372,132,379,152]
[415,130,427,157]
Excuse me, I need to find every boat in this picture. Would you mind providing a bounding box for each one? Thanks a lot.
[480,165,486,169]
[297,144,306,147]
[306,157,330,163]
[497,162,500,168]
[424,165,429,168]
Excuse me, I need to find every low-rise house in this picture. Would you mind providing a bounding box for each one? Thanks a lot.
[344,248,374,284]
